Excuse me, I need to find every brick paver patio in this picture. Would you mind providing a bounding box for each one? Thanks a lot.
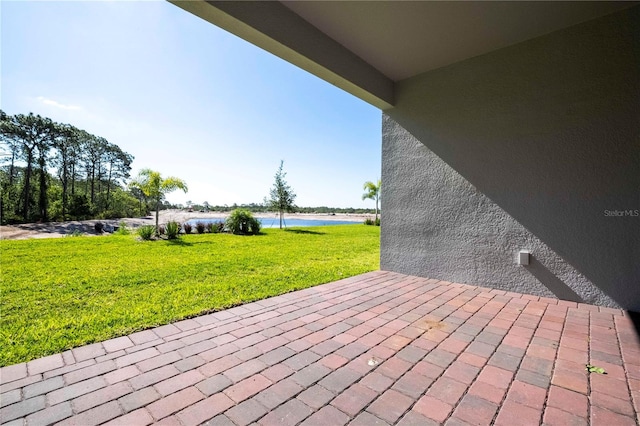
[1,271,639,425]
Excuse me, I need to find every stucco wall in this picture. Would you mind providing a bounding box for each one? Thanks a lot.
[381,6,640,310]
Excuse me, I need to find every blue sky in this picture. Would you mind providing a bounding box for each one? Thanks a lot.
[1,1,381,208]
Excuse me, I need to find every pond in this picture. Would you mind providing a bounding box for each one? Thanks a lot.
[184,217,360,228]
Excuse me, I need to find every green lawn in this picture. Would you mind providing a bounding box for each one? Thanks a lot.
[0,225,380,366]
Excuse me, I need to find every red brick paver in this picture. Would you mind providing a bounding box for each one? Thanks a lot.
[1,271,638,425]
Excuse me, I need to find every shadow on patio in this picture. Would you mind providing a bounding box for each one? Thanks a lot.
[1,271,638,425]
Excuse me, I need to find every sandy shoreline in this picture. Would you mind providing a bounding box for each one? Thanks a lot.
[0,209,373,240]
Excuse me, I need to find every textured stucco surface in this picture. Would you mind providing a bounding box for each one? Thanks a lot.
[381,117,617,307]
[381,7,639,310]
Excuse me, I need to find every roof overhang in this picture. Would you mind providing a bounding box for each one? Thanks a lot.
[169,1,636,110]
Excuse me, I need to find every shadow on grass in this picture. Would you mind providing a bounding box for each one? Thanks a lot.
[166,239,193,246]
[284,229,326,235]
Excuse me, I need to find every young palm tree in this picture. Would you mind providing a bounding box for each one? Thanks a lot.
[130,169,188,235]
[362,179,381,223]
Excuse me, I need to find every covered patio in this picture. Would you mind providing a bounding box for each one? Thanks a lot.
[2,1,638,424]
[2,272,638,425]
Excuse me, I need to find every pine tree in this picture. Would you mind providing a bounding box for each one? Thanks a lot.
[266,161,296,229]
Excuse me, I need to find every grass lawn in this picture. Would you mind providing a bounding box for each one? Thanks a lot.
[0,225,379,366]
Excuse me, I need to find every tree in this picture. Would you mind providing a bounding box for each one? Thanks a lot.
[0,110,21,222]
[82,134,107,206]
[129,186,147,216]
[103,143,133,210]
[129,169,188,235]
[362,179,381,223]
[0,111,134,223]
[3,113,55,221]
[0,110,19,190]
[34,119,54,221]
[265,160,296,229]
[52,123,78,219]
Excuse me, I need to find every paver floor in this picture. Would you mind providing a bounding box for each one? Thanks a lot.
[1,271,639,425]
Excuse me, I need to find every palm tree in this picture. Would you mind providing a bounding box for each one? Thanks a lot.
[362,179,381,223]
[130,169,188,235]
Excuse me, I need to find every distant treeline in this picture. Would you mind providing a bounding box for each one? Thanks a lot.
[172,202,377,215]
[0,111,139,224]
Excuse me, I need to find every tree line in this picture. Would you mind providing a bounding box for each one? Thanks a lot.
[172,203,377,215]
[0,111,136,224]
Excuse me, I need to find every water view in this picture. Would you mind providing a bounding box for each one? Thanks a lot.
[185,217,359,228]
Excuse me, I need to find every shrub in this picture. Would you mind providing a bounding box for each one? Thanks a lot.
[364,217,381,226]
[226,209,261,235]
[97,210,119,220]
[114,221,130,235]
[205,221,225,233]
[69,194,91,219]
[138,225,155,240]
[195,221,206,234]
[166,221,181,240]
[183,223,193,234]
[94,222,104,233]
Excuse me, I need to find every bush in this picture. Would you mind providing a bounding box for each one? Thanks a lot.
[195,222,206,234]
[138,225,155,240]
[364,217,381,226]
[205,221,225,234]
[226,209,261,235]
[166,221,181,240]
[96,210,122,220]
[69,194,91,219]
[183,223,193,234]
[114,221,130,235]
